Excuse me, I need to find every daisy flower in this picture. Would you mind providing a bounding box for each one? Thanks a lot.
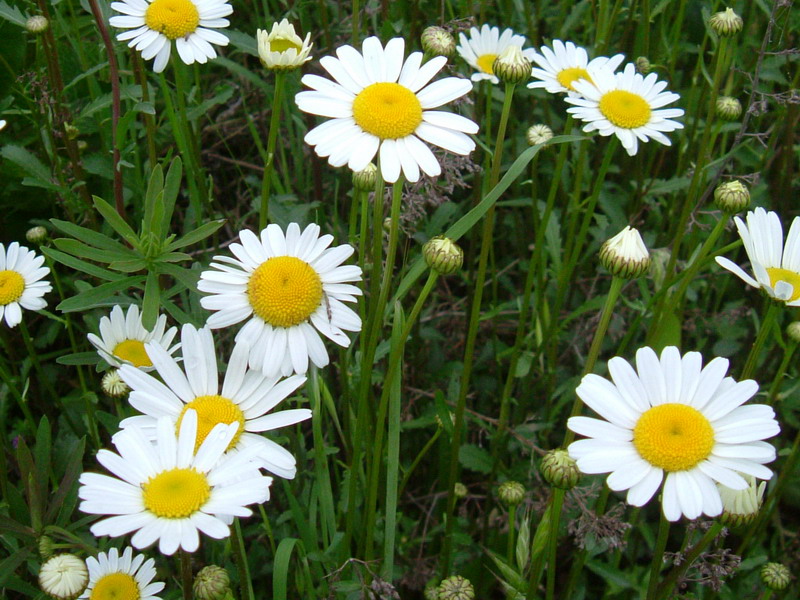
[0,119,6,131]
[565,63,684,156]
[455,24,536,84]
[79,410,272,555]
[0,241,51,328]
[38,554,88,600]
[567,346,779,521]
[109,0,232,73]
[257,18,312,71]
[715,207,800,305]
[527,39,625,94]
[118,324,309,479]
[80,547,164,600]
[198,223,362,377]
[87,304,178,371]
[295,36,478,183]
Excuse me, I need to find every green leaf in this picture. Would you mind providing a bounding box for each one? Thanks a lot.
[51,219,130,252]
[34,417,51,506]
[41,247,124,281]
[0,548,32,588]
[143,164,164,238]
[56,352,100,366]
[166,219,225,251]
[53,237,135,264]
[161,157,183,237]
[46,437,85,525]
[107,258,148,273]
[186,85,234,121]
[0,0,27,26]
[1,144,51,182]
[158,262,199,291]
[459,443,493,474]
[273,538,301,600]
[141,270,160,330]
[154,251,192,263]
[93,195,139,246]
[57,276,143,312]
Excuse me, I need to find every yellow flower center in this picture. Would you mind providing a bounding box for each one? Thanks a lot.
[112,340,152,368]
[556,67,592,91]
[91,573,140,600]
[176,394,246,452]
[599,89,652,129]
[142,468,210,518]
[247,256,323,328]
[144,0,199,41]
[269,37,301,53]
[633,403,715,472]
[767,267,800,302]
[476,53,498,74]
[0,270,25,305]
[352,82,423,140]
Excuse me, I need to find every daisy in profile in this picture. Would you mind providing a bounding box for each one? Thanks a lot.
[528,39,625,94]
[568,346,779,521]
[118,324,309,479]
[198,223,362,377]
[565,63,684,156]
[80,547,164,600]
[0,241,51,328]
[257,18,313,71]
[109,0,232,73]
[79,411,272,555]
[87,304,178,371]
[715,207,800,305]
[295,36,478,183]
[456,24,536,84]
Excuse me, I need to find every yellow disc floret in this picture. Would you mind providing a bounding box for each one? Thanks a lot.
[767,267,800,303]
[633,403,715,472]
[556,67,592,91]
[144,0,200,40]
[247,256,323,327]
[599,90,652,129]
[176,395,246,452]
[352,82,423,140]
[91,573,140,600]
[113,339,152,368]
[142,468,210,518]
[268,37,301,53]
[476,53,498,74]
[0,270,25,305]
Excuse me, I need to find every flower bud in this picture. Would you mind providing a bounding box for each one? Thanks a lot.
[715,96,742,121]
[38,554,88,600]
[717,475,765,527]
[352,163,378,192]
[421,26,456,60]
[38,535,55,559]
[454,482,468,499]
[257,19,313,71]
[498,481,525,507]
[64,124,79,140]
[26,226,48,244]
[635,56,651,74]
[492,45,531,86]
[437,575,475,600]
[424,580,440,600]
[540,449,580,490]
[76,140,88,152]
[26,15,49,34]
[713,180,750,214]
[526,124,553,146]
[102,370,130,398]
[787,321,800,343]
[423,236,463,275]
[709,7,743,36]
[760,562,791,591]
[599,226,650,279]
[193,565,232,600]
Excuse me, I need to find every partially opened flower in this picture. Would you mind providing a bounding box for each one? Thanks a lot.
[257,18,312,70]
[527,39,624,94]
[295,36,478,183]
[715,207,800,305]
[568,346,779,521]
[198,223,362,377]
[455,24,536,84]
[565,63,684,156]
[118,324,309,479]
[109,0,232,73]
[80,547,164,600]
[39,554,88,600]
[79,410,272,555]
[0,241,51,328]
[87,305,178,371]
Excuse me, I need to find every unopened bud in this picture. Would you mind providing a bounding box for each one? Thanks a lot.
[760,562,791,591]
[709,7,743,36]
[716,96,742,121]
[424,579,440,600]
[540,449,580,490]
[718,476,765,527]
[713,180,750,214]
[102,370,130,398]
[353,163,378,192]
[787,322,800,344]
[498,481,525,507]
[526,124,553,146]
[64,124,79,140]
[421,26,456,60]
[454,482,468,499]
[193,565,232,600]
[26,226,48,244]
[635,56,651,74]
[493,45,531,85]
[599,226,650,279]
[423,235,463,275]
[437,575,475,600]
[26,15,49,34]
[38,554,88,600]
[38,535,55,559]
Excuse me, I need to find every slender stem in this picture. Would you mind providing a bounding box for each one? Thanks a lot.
[351,0,360,44]
[398,428,442,496]
[646,511,671,600]
[655,522,724,600]
[231,518,255,600]
[545,489,566,600]
[740,301,780,380]
[506,503,517,565]
[180,550,192,600]
[562,487,610,598]
[0,357,36,436]
[259,71,287,230]
[131,52,158,170]
[309,366,335,549]
[767,339,798,405]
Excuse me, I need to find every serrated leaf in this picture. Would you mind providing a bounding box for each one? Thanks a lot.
[0,0,27,26]
[459,443,493,474]
[57,276,143,312]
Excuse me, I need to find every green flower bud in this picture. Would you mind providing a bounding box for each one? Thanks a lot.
[352,163,378,192]
[424,580,440,600]
[64,124,79,140]
[26,15,49,34]
[760,562,791,591]
[437,575,475,600]
[421,26,456,60]
[713,180,750,214]
[526,124,553,146]
[38,554,88,600]
[715,96,742,121]
[76,140,88,152]
[498,480,525,507]
[787,321,800,343]
[26,226,48,244]
[492,45,531,86]
[540,449,580,490]
[454,482,468,499]
[709,8,743,36]
[635,56,651,74]
[717,475,765,527]
[599,226,650,279]
[38,535,55,559]
[193,565,232,600]
[102,370,130,398]
[423,235,463,275]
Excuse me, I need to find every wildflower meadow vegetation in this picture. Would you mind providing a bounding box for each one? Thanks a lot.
[1,1,799,599]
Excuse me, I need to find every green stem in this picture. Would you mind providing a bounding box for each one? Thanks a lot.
[309,366,335,549]
[562,487,610,598]
[655,522,724,600]
[260,71,287,230]
[767,339,798,405]
[180,550,192,600]
[506,503,517,566]
[0,357,36,436]
[231,518,255,600]
[646,511,671,600]
[545,489,566,600]
[398,427,442,496]
[740,301,780,380]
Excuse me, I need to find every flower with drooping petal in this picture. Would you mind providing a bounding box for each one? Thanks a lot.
[0,241,51,328]
[715,207,800,305]
[568,346,779,521]
[456,24,536,84]
[198,223,362,377]
[118,324,309,479]
[296,36,478,183]
[109,0,232,73]
[79,410,271,555]
[80,547,164,600]
[527,39,625,95]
